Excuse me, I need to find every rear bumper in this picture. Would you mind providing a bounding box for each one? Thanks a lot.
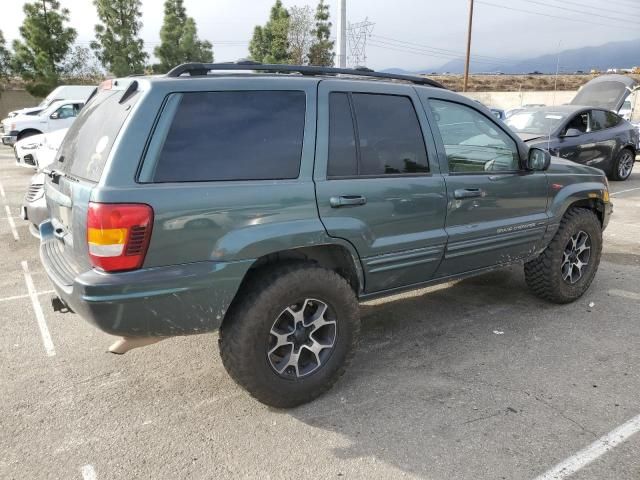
[39,221,252,337]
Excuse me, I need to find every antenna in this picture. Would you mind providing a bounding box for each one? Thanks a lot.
[346,18,375,67]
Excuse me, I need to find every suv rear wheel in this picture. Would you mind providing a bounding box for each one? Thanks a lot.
[524,208,602,304]
[219,263,360,408]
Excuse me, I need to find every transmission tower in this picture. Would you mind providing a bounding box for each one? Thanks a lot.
[346,19,375,68]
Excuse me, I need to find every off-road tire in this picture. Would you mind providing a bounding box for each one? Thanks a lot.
[524,208,602,304]
[609,148,635,181]
[219,263,360,408]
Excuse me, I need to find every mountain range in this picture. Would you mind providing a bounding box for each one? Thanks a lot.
[383,38,640,75]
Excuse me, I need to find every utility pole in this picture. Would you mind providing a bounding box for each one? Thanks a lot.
[463,0,474,92]
[337,0,347,68]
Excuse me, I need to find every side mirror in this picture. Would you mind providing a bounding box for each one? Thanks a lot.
[526,147,551,171]
[50,111,60,120]
[562,128,582,137]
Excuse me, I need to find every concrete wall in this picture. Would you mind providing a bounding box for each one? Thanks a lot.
[463,90,640,122]
[463,90,574,110]
[0,89,43,119]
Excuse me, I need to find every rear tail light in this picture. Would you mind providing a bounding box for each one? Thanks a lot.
[87,202,153,272]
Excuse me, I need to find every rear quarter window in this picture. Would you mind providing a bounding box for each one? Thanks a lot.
[150,90,306,182]
[58,89,138,182]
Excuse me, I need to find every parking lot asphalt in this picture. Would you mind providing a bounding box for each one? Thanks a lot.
[0,147,639,480]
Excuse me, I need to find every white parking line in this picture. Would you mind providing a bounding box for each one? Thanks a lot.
[533,413,640,480]
[0,290,55,303]
[0,180,5,198]
[609,289,640,301]
[5,205,20,240]
[610,187,640,197]
[81,465,97,480]
[21,260,55,357]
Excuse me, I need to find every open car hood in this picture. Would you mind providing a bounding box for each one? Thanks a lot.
[570,74,638,112]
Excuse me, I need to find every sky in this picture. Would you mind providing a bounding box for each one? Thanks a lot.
[1,0,638,71]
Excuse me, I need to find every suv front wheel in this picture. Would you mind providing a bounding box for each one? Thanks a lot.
[524,208,602,304]
[219,263,360,408]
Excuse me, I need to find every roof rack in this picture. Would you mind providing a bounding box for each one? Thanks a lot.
[165,61,445,89]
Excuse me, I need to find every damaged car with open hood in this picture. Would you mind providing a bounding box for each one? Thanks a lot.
[506,75,638,181]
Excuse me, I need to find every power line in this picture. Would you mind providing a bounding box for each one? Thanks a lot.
[369,38,509,66]
[543,0,640,17]
[367,39,510,68]
[475,0,627,29]
[601,0,640,9]
[371,34,515,64]
[515,0,640,25]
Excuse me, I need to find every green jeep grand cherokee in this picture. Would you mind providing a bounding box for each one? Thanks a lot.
[40,63,612,407]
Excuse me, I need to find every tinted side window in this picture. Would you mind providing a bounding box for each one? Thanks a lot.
[590,110,607,131]
[591,110,621,130]
[328,93,358,177]
[352,94,429,175]
[154,91,306,182]
[429,99,519,173]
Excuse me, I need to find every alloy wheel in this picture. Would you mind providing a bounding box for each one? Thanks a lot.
[618,151,634,179]
[268,299,337,379]
[561,230,591,284]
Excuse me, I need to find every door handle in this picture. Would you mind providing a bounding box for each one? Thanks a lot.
[329,195,367,208]
[454,188,484,199]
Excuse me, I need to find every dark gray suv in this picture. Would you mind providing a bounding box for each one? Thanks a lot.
[40,63,612,407]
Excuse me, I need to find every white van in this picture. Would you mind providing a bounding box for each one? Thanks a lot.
[6,85,96,118]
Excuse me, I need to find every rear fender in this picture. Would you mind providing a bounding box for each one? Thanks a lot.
[213,219,365,292]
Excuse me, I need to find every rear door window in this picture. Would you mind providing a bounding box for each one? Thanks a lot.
[327,92,429,177]
[58,89,138,182]
[590,110,622,131]
[152,91,306,182]
[590,110,607,131]
[328,93,358,177]
[352,93,429,175]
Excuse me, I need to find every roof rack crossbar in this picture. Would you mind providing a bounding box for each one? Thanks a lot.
[165,62,445,89]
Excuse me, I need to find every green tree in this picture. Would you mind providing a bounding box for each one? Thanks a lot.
[10,0,77,93]
[0,30,11,79]
[249,0,290,64]
[307,0,334,66]
[91,0,148,77]
[154,0,213,73]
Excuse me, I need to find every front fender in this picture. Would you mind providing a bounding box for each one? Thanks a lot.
[544,179,609,241]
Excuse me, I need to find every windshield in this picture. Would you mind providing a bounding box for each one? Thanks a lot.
[505,110,569,135]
